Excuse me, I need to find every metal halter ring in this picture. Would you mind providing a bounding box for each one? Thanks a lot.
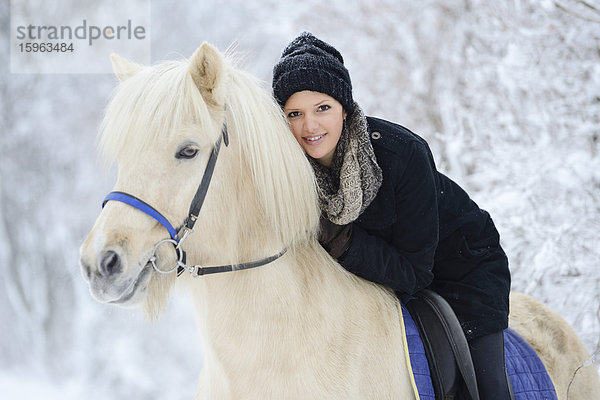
[149,238,184,274]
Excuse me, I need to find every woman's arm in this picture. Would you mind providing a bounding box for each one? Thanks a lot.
[338,142,439,295]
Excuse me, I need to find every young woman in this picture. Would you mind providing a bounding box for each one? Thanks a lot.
[272,32,513,399]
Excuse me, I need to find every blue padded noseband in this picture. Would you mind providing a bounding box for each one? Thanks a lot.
[102,191,180,242]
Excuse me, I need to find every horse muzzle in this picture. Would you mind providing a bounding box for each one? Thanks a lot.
[80,244,155,306]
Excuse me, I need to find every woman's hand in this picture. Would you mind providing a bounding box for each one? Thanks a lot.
[318,215,353,259]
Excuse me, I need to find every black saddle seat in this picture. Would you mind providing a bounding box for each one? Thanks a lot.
[404,289,480,400]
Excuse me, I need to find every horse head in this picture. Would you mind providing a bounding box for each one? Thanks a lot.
[80,43,319,316]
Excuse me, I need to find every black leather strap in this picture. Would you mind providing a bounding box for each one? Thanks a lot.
[184,126,227,231]
[191,248,287,276]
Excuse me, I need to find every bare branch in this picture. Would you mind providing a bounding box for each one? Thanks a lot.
[580,0,600,14]
[554,1,600,23]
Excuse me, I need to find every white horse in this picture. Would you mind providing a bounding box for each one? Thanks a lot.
[80,42,600,399]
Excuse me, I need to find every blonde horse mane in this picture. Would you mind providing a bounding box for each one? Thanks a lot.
[223,66,321,248]
[99,48,320,271]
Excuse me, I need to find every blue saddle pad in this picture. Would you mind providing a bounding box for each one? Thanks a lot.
[401,302,436,399]
[400,303,557,400]
[504,328,558,400]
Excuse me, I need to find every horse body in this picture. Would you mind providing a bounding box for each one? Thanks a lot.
[80,42,599,399]
[508,292,600,399]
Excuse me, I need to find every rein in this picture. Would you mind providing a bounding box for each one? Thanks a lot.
[101,122,286,277]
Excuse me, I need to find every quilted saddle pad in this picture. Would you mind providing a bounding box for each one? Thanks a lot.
[399,303,558,400]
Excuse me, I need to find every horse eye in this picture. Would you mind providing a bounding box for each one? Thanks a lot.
[176,146,199,159]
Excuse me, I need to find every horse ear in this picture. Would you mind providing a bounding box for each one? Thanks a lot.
[189,42,226,108]
[110,53,143,81]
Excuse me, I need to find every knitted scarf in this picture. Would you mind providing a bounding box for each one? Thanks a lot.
[308,102,383,225]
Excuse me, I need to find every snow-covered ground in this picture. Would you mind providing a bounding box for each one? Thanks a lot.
[1,1,599,398]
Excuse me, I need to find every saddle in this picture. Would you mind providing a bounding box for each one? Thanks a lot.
[404,289,480,400]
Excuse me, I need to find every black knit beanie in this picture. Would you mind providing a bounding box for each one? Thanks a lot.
[272,32,354,114]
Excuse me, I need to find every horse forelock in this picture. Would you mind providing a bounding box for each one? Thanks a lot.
[99,59,216,165]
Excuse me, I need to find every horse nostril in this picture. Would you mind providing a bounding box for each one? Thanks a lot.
[99,250,123,277]
[81,261,92,281]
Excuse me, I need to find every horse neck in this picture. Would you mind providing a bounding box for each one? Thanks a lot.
[186,240,323,335]
[184,240,347,363]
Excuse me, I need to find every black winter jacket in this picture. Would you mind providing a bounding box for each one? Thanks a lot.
[338,117,511,340]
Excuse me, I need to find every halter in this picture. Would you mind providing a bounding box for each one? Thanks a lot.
[101,122,286,277]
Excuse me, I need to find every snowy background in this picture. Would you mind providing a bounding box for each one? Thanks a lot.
[1,0,599,399]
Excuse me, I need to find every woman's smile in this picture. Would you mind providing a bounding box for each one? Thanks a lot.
[303,133,327,144]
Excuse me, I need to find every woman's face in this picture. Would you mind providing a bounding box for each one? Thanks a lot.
[284,91,346,167]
